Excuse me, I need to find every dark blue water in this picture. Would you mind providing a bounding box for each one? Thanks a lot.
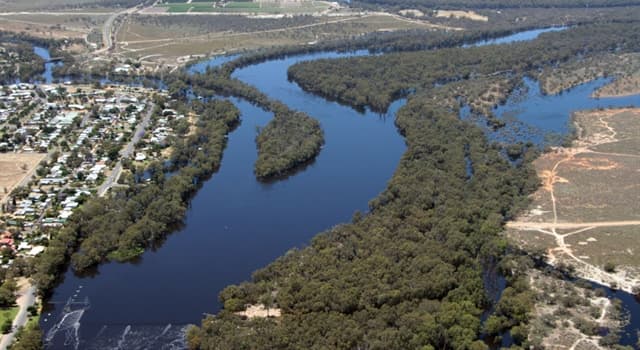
[42,52,405,349]
[42,26,640,349]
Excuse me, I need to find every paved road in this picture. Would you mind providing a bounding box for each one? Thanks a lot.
[98,103,154,197]
[0,281,36,350]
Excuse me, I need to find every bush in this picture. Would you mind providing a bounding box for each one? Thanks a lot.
[604,262,616,273]
[2,320,12,334]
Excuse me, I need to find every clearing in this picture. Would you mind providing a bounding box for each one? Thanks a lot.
[0,153,47,206]
[507,108,640,292]
[435,10,488,21]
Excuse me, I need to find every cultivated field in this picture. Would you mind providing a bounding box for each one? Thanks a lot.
[0,0,143,12]
[0,153,47,205]
[157,0,331,14]
[507,108,640,292]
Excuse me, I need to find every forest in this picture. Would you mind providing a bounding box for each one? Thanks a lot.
[185,20,640,350]
[172,69,325,179]
[254,106,323,179]
[31,99,240,291]
[186,83,540,350]
[10,9,637,349]
[288,22,640,113]
[0,32,47,84]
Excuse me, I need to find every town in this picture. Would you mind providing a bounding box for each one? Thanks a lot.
[0,80,185,309]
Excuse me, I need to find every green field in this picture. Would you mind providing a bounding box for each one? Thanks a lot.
[159,1,329,14]
[0,307,18,328]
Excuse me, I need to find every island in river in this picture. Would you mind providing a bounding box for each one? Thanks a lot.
[2,5,640,350]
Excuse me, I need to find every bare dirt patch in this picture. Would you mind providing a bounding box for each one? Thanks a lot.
[235,304,281,319]
[507,108,640,292]
[435,10,488,22]
[0,153,46,205]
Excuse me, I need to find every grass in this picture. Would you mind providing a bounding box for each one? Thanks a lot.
[0,307,19,327]
[566,226,640,269]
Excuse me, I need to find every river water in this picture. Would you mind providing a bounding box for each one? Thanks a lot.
[40,28,640,349]
[41,48,406,350]
[33,46,62,84]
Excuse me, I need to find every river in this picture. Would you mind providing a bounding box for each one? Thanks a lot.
[40,28,640,349]
[33,46,62,84]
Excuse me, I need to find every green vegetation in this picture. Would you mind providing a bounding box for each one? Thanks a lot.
[604,262,616,273]
[187,82,539,349]
[174,67,325,180]
[0,32,46,84]
[255,108,323,179]
[185,20,640,350]
[288,22,640,113]
[31,99,240,291]
[8,321,43,350]
[0,306,18,334]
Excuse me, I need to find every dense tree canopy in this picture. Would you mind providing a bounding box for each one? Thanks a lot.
[187,85,539,349]
[288,22,640,112]
[254,108,323,179]
[32,100,240,291]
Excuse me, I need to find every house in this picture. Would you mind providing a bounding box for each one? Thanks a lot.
[135,152,147,161]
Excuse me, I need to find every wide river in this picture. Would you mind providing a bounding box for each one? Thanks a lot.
[41,28,640,349]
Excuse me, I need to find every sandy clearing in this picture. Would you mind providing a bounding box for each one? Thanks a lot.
[435,10,488,22]
[0,153,46,205]
[235,304,281,319]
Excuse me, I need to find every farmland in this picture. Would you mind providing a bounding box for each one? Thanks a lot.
[507,108,640,292]
[0,0,147,12]
[157,0,331,14]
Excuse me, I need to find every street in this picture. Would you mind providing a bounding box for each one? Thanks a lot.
[97,102,154,197]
